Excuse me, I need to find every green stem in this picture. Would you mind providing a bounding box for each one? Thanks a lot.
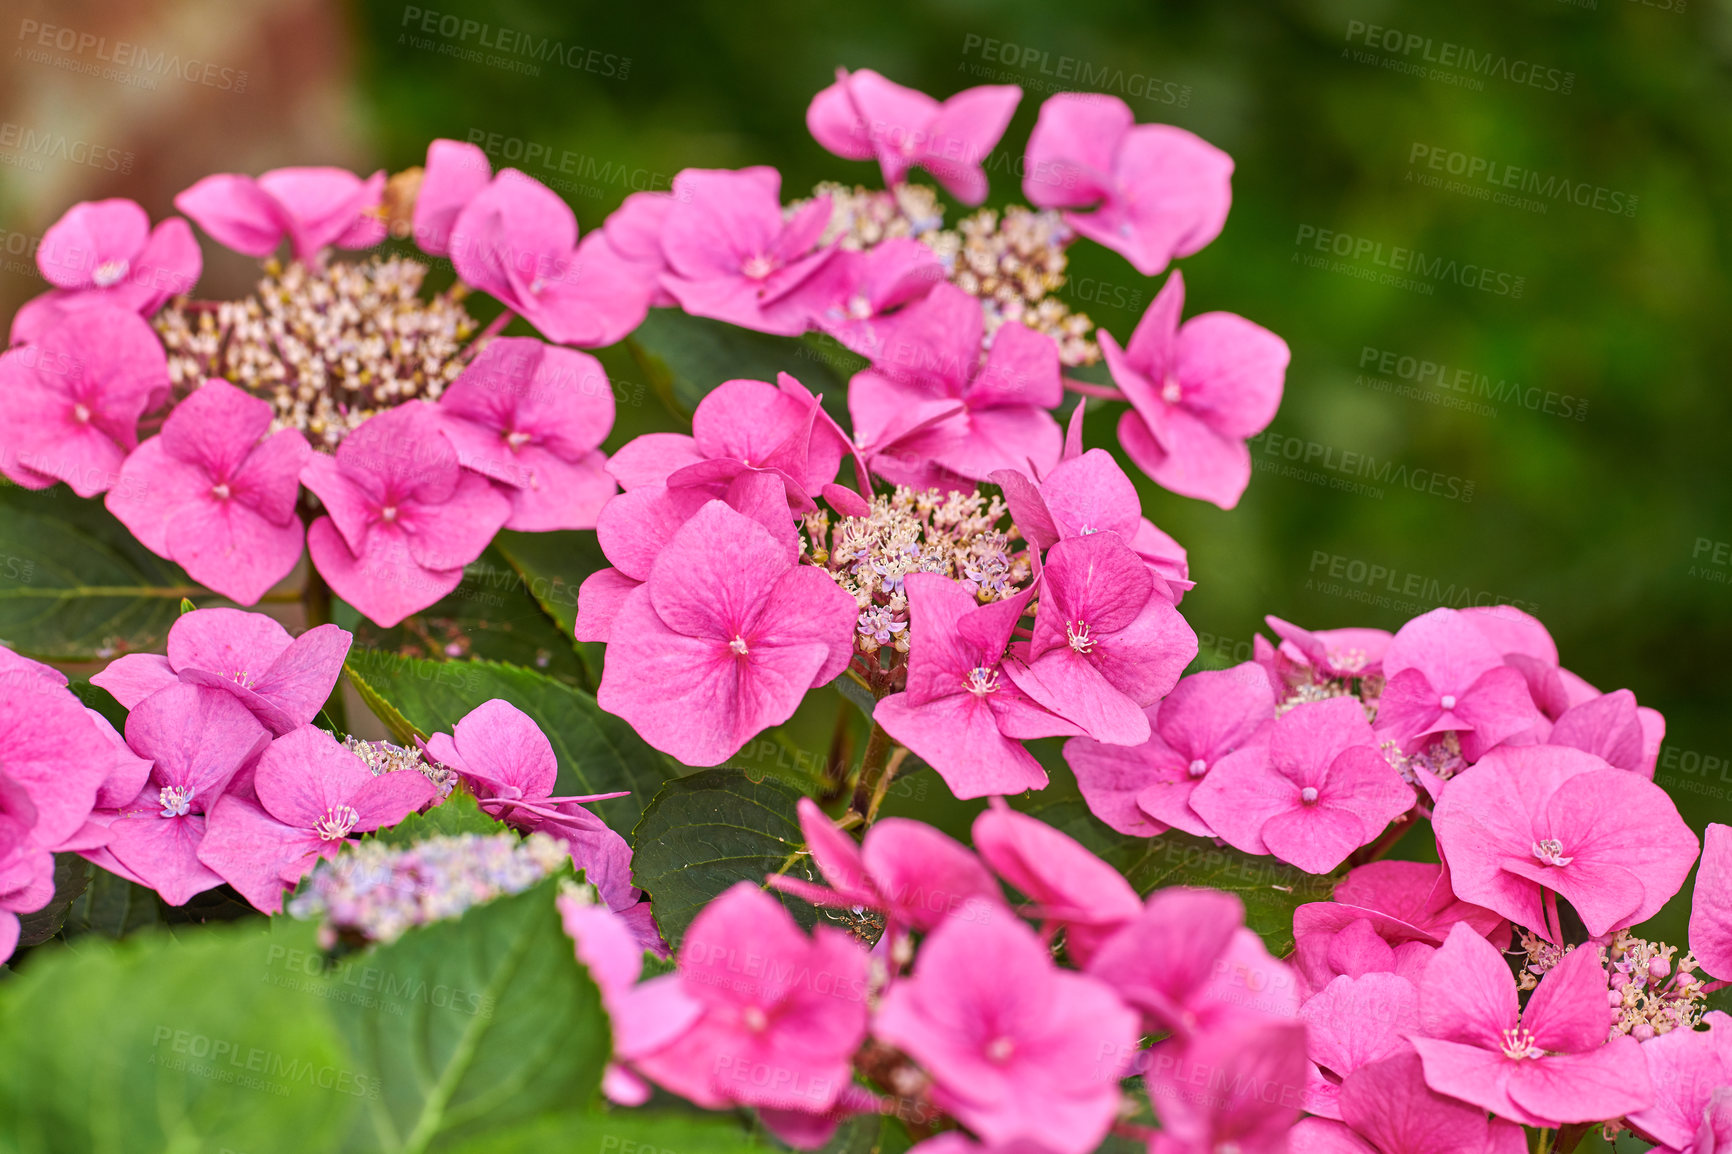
[849,722,896,821]
[302,558,348,733]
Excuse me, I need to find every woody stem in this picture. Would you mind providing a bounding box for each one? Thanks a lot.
[849,722,896,822]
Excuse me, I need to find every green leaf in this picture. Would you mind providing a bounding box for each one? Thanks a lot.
[1018,789,1337,956]
[339,545,590,688]
[627,309,859,418]
[0,920,359,1154]
[179,597,197,614]
[15,854,92,948]
[629,768,814,949]
[59,867,163,942]
[0,483,206,660]
[368,790,502,847]
[68,676,128,731]
[327,875,609,1153]
[343,651,678,834]
[490,529,607,641]
[443,1108,770,1154]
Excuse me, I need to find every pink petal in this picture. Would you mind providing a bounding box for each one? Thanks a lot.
[1022,93,1132,209]
[256,167,385,260]
[1301,973,1418,1078]
[167,606,293,677]
[874,692,1049,799]
[305,516,463,629]
[806,72,876,160]
[413,139,491,256]
[196,795,315,913]
[452,698,559,799]
[573,567,640,643]
[1417,924,1519,1048]
[124,682,270,801]
[1067,124,1233,277]
[1504,1039,1652,1127]
[919,85,1022,205]
[89,653,177,710]
[37,199,150,290]
[862,818,1005,931]
[104,813,224,906]
[174,174,286,257]
[1338,1053,1491,1154]
[1064,727,1177,838]
[1694,823,1732,981]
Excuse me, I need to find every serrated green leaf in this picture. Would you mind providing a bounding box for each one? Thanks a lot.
[1017,789,1337,956]
[629,768,814,948]
[0,919,358,1154]
[490,529,607,641]
[443,1108,770,1154]
[368,790,502,847]
[339,545,590,688]
[343,650,678,834]
[627,309,858,418]
[328,876,609,1153]
[0,484,206,660]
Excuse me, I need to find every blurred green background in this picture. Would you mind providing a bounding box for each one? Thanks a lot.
[5,0,1730,915]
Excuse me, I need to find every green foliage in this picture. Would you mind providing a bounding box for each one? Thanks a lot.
[628,309,859,419]
[443,1107,769,1154]
[344,650,679,834]
[0,877,610,1154]
[368,789,503,847]
[0,484,205,661]
[15,855,93,949]
[57,868,163,942]
[67,676,129,731]
[329,876,610,1152]
[338,544,592,688]
[629,768,815,948]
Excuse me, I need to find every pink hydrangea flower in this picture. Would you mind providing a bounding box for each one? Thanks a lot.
[1266,617,1392,682]
[1067,662,1275,839]
[657,167,834,336]
[606,373,855,499]
[175,166,385,261]
[1626,1011,1732,1154]
[102,683,270,906]
[447,166,654,346]
[874,577,1081,799]
[598,191,678,308]
[423,699,642,928]
[557,890,702,1106]
[807,69,1022,205]
[1692,823,1732,981]
[1300,972,1420,1118]
[971,800,1142,964]
[92,607,351,737]
[11,199,200,344]
[990,442,1191,596]
[198,725,436,913]
[1546,688,1659,777]
[1373,608,1542,762]
[302,401,512,627]
[577,470,800,644]
[792,237,947,358]
[1291,860,1507,996]
[1190,696,1413,875]
[596,501,857,766]
[1410,923,1651,1127]
[1291,1052,1528,1154]
[1022,93,1233,276]
[435,338,616,531]
[873,901,1140,1154]
[628,882,869,1113]
[0,306,169,497]
[765,798,1007,939]
[1433,744,1697,943]
[850,283,1063,486]
[106,380,311,605]
[1005,532,1195,745]
[1144,1016,1308,1154]
[410,139,492,257]
[1086,887,1298,1036]
[0,771,54,965]
[1100,271,1287,509]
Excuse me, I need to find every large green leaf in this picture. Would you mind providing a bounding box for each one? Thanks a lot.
[1018,789,1338,956]
[368,789,503,847]
[344,651,678,833]
[330,876,610,1153]
[629,768,814,948]
[0,920,358,1154]
[490,529,608,641]
[627,309,860,418]
[338,544,590,688]
[0,483,204,660]
[444,1108,771,1154]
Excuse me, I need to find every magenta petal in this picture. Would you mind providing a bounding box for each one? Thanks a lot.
[1694,824,1732,980]
[1504,1039,1652,1127]
[414,139,491,256]
[1417,924,1520,1048]
[862,818,1005,931]
[573,568,640,643]
[1338,1053,1491,1154]
[165,497,305,606]
[124,683,271,801]
[451,698,559,799]
[918,85,1021,205]
[1022,92,1132,209]
[168,606,293,675]
[174,174,286,257]
[249,623,352,733]
[306,516,463,629]
[875,692,1048,799]
[253,725,377,827]
[89,653,177,710]
[105,814,224,907]
[1301,973,1418,1079]
[1064,728,1175,838]
[196,796,314,913]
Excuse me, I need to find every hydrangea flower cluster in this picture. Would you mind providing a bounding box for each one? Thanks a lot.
[289,830,569,949]
[558,799,1303,1152]
[1,66,1281,638]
